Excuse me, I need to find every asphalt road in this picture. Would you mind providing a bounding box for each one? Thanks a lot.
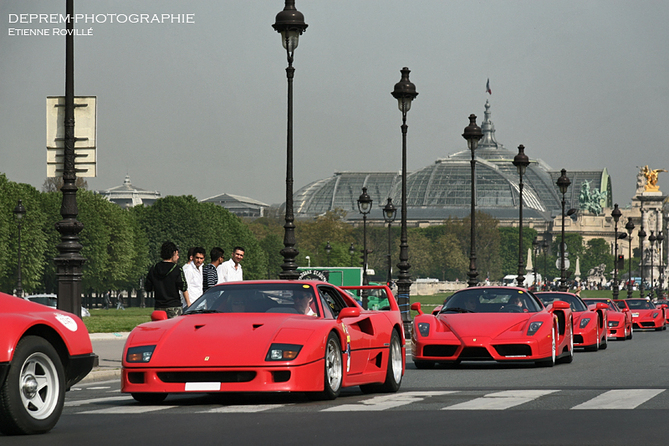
[3,329,668,445]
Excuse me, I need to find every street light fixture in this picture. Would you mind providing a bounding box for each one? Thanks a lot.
[462,114,483,287]
[13,200,26,297]
[638,213,646,296]
[649,231,656,298]
[349,243,356,267]
[274,0,308,280]
[513,145,530,288]
[305,255,311,268]
[611,203,622,299]
[325,241,332,267]
[556,169,571,291]
[657,231,664,296]
[392,67,418,335]
[542,239,549,290]
[357,187,373,309]
[625,219,635,296]
[383,198,397,286]
[532,238,538,289]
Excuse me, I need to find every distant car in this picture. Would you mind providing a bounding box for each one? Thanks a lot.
[537,292,609,350]
[0,292,97,435]
[23,294,91,317]
[615,299,666,331]
[583,298,633,340]
[122,281,405,403]
[411,286,574,368]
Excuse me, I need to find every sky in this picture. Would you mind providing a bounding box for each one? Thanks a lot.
[1,1,668,208]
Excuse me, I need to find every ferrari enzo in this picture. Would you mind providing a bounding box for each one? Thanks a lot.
[615,298,666,331]
[0,292,97,435]
[411,286,574,368]
[537,292,609,349]
[122,281,405,403]
[582,298,632,340]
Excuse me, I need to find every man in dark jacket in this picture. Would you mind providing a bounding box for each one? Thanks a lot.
[145,241,189,318]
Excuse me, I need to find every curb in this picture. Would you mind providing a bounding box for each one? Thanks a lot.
[80,368,121,384]
[89,332,130,341]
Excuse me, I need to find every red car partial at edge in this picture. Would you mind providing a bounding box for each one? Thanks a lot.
[582,298,633,341]
[537,292,609,350]
[122,281,405,403]
[0,292,97,435]
[411,286,574,368]
[615,299,666,331]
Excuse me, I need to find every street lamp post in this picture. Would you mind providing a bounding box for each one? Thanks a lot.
[462,115,483,287]
[383,198,397,286]
[649,231,656,298]
[542,239,549,290]
[358,187,373,309]
[513,145,530,288]
[658,231,664,296]
[625,219,635,296]
[556,169,571,291]
[13,200,26,297]
[391,67,418,336]
[532,238,538,289]
[273,0,307,281]
[349,243,355,267]
[638,206,646,296]
[325,241,332,267]
[612,204,622,299]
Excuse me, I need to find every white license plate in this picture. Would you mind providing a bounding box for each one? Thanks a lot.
[632,313,639,317]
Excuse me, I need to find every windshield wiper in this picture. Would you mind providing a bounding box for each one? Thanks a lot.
[441,307,475,313]
[185,309,219,314]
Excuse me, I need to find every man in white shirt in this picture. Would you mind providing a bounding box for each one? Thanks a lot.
[183,247,205,305]
[218,246,244,282]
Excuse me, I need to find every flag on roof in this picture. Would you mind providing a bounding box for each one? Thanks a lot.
[486,78,492,95]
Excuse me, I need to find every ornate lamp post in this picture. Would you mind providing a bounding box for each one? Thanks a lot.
[649,231,656,298]
[383,198,397,286]
[625,219,635,297]
[349,243,355,267]
[274,0,308,280]
[462,115,483,287]
[391,67,418,335]
[658,231,664,296]
[638,209,646,296]
[556,169,571,291]
[13,200,26,297]
[532,238,538,289]
[542,239,549,290]
[611,204,622,299]
[357,187,373,308]
[513,145,530,288]
[325,241,332,267]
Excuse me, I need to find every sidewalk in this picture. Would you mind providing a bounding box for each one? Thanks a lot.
[80,332,129,383]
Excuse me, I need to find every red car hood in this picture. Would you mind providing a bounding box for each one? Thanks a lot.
[438,313,532,339]
[125,313,322,367]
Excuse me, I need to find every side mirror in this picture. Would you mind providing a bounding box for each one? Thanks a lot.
[411,302,424,316]
[337,307,361,321]
[552,300,570,310]
[151,310,168,321]
[596,303,609,311]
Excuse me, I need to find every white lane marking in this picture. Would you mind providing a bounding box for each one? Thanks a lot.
[202,404,289,413]
[65,396,133,407]
[571,389,665,410]
[80,406,177,414]
[86,386,111,390]
[323,391,456,412]
[442,390,559,410]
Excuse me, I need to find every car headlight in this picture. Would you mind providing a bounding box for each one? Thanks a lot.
[417,322,430,337]
[527,321,543,336]
[126,345,156,363]
[608,320,619,327]
[579,318,591,329]
[652,312,659,318]
[266,343,302,361]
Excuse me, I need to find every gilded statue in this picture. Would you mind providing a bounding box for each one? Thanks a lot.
[642,165,667,192]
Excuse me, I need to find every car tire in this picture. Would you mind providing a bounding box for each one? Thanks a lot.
[362,330,403,394]
[320,333,343,400]
[131,393,167,404]
[627,326,633,340]
[537,326,556,367]
[559,320,574,364]
[599,331,608,350]
[0,336,66,435]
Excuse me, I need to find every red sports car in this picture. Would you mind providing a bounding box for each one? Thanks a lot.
[582,298,633,341]
[0,292,97,435]
[122,281,405,403]
[411,286,574,368]
[537,292,609,350]
[615,298,666,331]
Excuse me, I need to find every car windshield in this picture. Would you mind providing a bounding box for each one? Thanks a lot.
[441,288,543,314]
[626,300,654,310]
[536,293,587,312]
[583,299,620,311]
[185,283,320,316]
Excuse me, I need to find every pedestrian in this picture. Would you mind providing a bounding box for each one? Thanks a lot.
[183,247,205,306]
[203,247,225,292]
[218,246,245,283]
[145,241,190,318]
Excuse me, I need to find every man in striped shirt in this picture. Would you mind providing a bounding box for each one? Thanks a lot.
[202,247,225,293]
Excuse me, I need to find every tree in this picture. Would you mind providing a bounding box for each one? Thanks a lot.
[42,176,88,192]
